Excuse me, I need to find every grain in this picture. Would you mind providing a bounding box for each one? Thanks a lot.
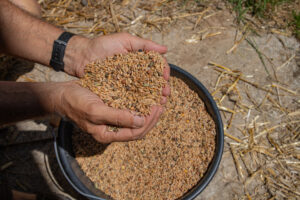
[80,51,166,115]
[73,77,216,200]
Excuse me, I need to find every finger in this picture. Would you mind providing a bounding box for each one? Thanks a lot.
[93,125,141,143]
[96,129,135,143]
[117,106,161,141]
[90,106,163,143]
[160,96,167,105]
[88,104,145,128]
[84,123,109,143]
[102,129,138,143]
[85,122,137,143]
[103,106,162,142]
[162,84,171,97]
[127,34,167,54]
[138,105,163,139]
[163,60,170,81]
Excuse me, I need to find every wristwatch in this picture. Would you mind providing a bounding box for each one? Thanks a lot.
[50,32,75,71]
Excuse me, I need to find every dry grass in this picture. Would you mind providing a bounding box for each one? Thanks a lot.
[36,0,300,199]
[228,0,300,38]
[40,0,219,38]
[209,61,299,199]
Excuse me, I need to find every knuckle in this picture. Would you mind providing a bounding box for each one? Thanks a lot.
[92,130,110,143]
[92,134,105,143]
[95,135,106,143]
[86,104,105,123]
[86,103,97,113]
[85,124,95,134]
[99,132,112,144]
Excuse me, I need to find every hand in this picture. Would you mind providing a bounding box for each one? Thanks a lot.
[54,82,164,143]
[66,32,170,79]
[65,32,171,98]
[86,32,171,103]
[62,33,171,142]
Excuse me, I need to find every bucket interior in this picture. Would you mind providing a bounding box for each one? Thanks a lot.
[56,64,224,200]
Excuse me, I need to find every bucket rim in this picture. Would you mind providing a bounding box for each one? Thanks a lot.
[55,63,224,200]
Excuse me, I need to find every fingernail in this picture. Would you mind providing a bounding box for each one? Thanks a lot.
[133,116,144,128]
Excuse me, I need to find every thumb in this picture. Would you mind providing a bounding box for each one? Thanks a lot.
[127,34,168,54]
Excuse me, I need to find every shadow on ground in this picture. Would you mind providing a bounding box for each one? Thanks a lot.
[0,125,87,200]
[0,56,34,81]
[0,53,84,200]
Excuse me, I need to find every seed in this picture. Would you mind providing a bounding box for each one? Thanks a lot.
[79,51,165,116]
[73,77,216,200]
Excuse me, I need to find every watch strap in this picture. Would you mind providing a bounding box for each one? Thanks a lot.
[50,32,75,71]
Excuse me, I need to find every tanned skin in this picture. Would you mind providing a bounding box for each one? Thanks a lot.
[0,0,171,143]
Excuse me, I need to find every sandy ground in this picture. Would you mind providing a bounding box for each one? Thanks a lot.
[0,5,299,200]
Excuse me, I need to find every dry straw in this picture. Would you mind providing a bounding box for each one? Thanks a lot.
[41,0,219,38]
[38,0,300,199]
[209,61,299,199]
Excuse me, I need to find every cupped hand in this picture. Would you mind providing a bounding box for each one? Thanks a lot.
[75,32,169,78]
[64,33,170,103]
[85,32,171,103]
[62,33,171,142]
[55,82,164,143]
[66,33,170,94]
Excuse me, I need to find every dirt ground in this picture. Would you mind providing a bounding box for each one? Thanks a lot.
[0,2,299,200]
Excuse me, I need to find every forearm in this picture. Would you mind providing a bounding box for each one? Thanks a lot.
[0,81,61,124]
[0,0,89,76]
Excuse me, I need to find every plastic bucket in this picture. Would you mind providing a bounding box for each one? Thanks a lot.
[54,64,224,200]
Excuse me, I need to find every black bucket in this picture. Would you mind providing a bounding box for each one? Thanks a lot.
[54,64,224,200]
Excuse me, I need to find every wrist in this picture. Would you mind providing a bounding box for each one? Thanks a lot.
[63,35,90,77]
[34,82,65,114]
[48,81,78,116]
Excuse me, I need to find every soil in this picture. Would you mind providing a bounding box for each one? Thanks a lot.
[0,2,299,200]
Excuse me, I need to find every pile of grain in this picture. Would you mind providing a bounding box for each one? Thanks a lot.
[80,51,166,115]
[73,77,216,200]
